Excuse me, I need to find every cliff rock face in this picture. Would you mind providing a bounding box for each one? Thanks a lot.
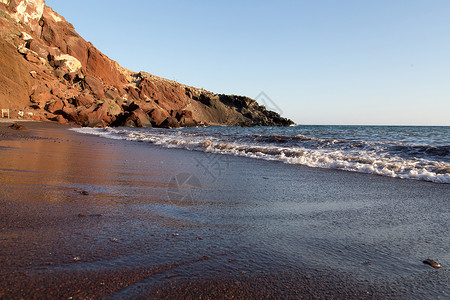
[1,0,45,33]
[0,1,293,127]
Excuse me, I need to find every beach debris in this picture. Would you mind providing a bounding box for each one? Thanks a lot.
[363,261,371,265]
[263,177,269,180]
[196,236,203,240]
[8,123,27,131]
[423,259,441,269]
[79,190,89,195]
[172,233,180,237]
[73,257,80,262]
[109,237,118,243]
[77,213,102,217]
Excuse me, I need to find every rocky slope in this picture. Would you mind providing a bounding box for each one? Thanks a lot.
[0,0,293,128]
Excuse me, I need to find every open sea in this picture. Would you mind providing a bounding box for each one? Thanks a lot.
[74,125,450,184]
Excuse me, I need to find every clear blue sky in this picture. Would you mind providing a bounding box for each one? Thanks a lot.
[46,0,450,126]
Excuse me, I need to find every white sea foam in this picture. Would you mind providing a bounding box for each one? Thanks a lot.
[72,127,450,184]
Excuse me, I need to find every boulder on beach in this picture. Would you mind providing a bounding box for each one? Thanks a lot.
[8,123,28,131]
[160,117,180,129]
[123,108,152,128]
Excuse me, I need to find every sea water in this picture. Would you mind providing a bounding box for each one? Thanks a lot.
[73,125,450,184]
[68,124,449,297]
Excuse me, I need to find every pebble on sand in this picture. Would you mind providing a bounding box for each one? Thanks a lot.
[423,259,441,269]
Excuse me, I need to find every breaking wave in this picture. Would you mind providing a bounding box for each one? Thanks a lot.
[72,126,450,184]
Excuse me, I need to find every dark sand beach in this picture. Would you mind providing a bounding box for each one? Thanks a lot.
[0,122,448,299]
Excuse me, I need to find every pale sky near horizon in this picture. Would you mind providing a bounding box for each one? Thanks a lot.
[45,0,450,126]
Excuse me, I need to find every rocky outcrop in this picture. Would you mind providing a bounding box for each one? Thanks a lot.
[1,0,45,33]
[0,1,294,127]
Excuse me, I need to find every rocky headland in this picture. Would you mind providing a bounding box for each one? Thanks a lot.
[0,0,293,128]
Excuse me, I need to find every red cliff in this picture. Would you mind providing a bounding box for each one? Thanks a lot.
[0,1,293,127]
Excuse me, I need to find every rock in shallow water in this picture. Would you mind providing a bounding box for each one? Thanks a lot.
[423,259,441,269]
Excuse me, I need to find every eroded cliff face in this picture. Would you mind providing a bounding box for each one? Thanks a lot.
[0,1,294,127]
[1,0,45,33]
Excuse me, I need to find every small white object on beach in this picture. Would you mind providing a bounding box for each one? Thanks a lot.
[109,238,118,243]
[73,257,80,262]
[172,233,179,237]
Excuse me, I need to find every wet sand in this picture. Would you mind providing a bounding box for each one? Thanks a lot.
[0,122,448,299]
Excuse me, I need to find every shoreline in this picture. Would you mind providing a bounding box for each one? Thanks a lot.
[74,125,450,184]
[0,121,448,298]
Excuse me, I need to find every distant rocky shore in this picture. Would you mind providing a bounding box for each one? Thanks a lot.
[0,0,293,128]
